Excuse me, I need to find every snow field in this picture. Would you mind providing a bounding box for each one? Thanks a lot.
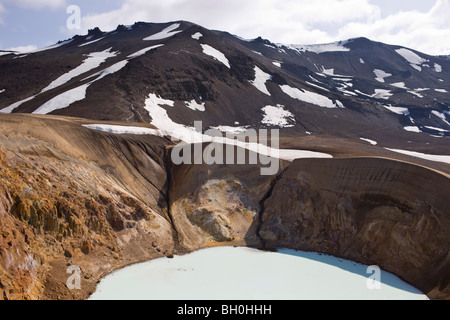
[144,23,182,41]
[250,66,272,96]
[386,148,450,164]
[395,48,428,72]
[262,105,295,128]
[41,48,119,93]
[201,44,231,68]
[280,85,344,109]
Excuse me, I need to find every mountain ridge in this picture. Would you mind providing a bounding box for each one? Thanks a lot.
[1,20,448,147]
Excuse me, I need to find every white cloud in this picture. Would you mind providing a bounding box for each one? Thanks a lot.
[5,45,38,52]
[0,3,6,24]
[3,0,67,9]
[337,0,450,55]
[0,0,66,28]
[1,0,449,55]
[68,0,450,55]
[78,0,380,45]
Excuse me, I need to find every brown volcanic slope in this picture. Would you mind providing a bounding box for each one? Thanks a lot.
[260,158,450,299]
[0,114,175,300]
[0,113,449,300]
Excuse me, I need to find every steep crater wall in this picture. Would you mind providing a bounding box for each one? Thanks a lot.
[259,158,450,300]
[0,114,449,300]
[0,115,175,300]
[167,145,450,299]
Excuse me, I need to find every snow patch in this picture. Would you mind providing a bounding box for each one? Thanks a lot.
[144,94,203,143]
[144,93,332,162]
[201,44,230,68]
[272,61,282,68]
[191,32,203,40]
[79,37,106,47]
[372,89,393,100]
[435,89,448,93]
[432,110,450,126]
[0,96,35,114]
[32,60,129,115]
[13,54,29,59]
[434,63,442,73]
[390,82,407,89]
[250,66,272,96]
[0,89,4,94]
[383,105,410,116]
[262,105,295,128]
[373,69,392,83]
[360,138,377,145]
[0,51,15,57]
[284,41,350,54]
[33,84,89,115]
[386,149,450,165]
[85,60,129,82]
[408,88,430,98]
[336,87,357,97]
[335,100,345,108]
[308,75,325,85]
[408,91,423,98]
[280,85,344,109]
[333,77,355,97]
[395,48,428,71]
[359,58,365,64]
[319,68,353,79]
[424,126,448,133]
[83,124,162,137]
[306,81,331,93]
[332,77,353,82]
[264,43,277,49]
[185,100,206,112]
[41,48,118,93]
[322,68,335,76]
[354,90,372,98]
[127,45,164,59]
[144,23,182,41]
[404,126,422,133]
[210,126,249,134]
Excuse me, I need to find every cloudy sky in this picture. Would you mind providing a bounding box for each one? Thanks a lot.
[0,0,449,55]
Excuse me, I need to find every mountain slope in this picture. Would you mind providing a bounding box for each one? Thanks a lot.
[0,21,449,145]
